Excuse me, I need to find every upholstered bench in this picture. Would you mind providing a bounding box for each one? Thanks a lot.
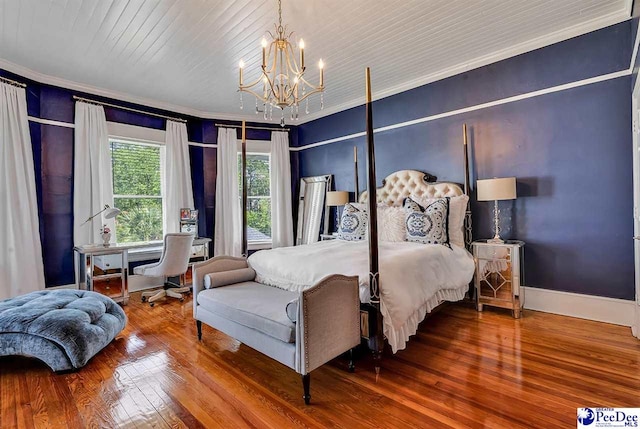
[193,256,360,404]
[0,290,126,372]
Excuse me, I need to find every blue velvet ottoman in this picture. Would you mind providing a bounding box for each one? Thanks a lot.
[0,289,126,371]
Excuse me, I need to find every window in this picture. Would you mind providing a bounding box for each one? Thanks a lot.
[238,153,271,243]
[110,139,163,243]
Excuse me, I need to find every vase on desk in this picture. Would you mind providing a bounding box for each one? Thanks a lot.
[102,232,111,246]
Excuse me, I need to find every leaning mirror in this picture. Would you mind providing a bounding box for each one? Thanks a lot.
[296,175,332,245]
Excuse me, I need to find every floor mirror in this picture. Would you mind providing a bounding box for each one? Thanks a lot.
[296,175,332,245]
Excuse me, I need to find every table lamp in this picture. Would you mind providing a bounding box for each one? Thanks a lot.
[477,177,517,243]
[82,204,121,225]
[326,191,349,234]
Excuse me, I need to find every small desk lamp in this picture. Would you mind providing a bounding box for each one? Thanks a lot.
[82,204,121,225]
[477,177,517,243]
[326,191,349,234]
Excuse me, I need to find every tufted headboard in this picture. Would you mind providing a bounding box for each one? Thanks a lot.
[358,169,471,249]
[358,170,464,206]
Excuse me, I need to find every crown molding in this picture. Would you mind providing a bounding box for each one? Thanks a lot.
[0,58,283,125]
[296,10,631,124]
[0,9,630,127]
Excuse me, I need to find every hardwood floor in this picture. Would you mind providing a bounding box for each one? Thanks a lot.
[1,292,639,428]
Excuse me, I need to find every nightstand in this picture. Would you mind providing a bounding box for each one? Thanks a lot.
[472,240,525,318]
[320,234,337,241]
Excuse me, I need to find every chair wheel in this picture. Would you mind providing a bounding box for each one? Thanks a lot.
[180,298,184,302]
[150,302,155,307]
[141,297,147,302]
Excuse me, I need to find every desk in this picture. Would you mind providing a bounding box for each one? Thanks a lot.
[74,238,211,305]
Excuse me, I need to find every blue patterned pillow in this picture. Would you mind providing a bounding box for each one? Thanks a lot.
[337,203,368,241]
[403,196,450,248]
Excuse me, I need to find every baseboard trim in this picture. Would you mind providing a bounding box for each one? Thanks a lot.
[522,286,635,327]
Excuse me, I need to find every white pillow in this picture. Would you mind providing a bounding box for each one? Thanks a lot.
[411,194,469,248]
[377,206,406,242]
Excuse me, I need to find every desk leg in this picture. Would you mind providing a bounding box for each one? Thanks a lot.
[122,250,129,305]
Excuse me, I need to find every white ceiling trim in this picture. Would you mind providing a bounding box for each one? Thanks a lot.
[4,7,631,127]
[1,57,269,123]
[296,10,631,124]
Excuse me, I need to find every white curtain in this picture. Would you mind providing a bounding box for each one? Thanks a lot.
[73,101,114,246]
[0,82,45,299]
[270,131,294,248]
[214,127,241,256]
[163,120,194,234]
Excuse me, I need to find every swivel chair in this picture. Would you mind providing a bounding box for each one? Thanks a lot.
[136,233,194,307]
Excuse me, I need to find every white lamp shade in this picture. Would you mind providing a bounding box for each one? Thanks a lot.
[326,191,349,206]
[104,207,121,219]
[477,177,517,201]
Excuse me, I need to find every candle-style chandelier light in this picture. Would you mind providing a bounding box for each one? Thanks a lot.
[238,0,324,126]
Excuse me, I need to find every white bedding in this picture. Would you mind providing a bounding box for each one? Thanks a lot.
[247,240,475,353]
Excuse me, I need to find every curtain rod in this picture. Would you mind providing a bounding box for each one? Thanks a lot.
[0,76,27,88]
[72,96,187,123]
[215,123,290,132]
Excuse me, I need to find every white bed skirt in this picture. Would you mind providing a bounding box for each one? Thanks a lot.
[249,240,475,353]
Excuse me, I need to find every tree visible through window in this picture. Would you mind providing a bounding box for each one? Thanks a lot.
[238,153,271,241]
[110,140,163,243]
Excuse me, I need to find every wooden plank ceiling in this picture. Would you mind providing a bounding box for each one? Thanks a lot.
[0,0,630,123]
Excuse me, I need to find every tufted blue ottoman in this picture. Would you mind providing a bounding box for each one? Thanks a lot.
[0,289,126,371]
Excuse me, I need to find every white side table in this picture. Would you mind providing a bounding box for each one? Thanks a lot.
[472,239,525,318]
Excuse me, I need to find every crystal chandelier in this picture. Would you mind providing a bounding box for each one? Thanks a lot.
[238,0,324,126]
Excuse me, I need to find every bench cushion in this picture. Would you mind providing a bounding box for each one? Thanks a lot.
[197,282,298,343]
[0,290,127,371]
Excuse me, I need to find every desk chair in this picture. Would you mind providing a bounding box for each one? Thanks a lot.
[136,233,194,307]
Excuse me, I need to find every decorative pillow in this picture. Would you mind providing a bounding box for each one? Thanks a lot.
[377,206,406,242]
[403,196,450,248]
[337,203,369,241]
[411,194,468,248]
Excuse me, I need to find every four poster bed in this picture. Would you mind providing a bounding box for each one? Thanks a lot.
[249,169,474,357]
[193,69,475,403]
[248,108,474,361]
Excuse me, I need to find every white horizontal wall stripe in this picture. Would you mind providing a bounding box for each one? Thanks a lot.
[292,68,631,152]
[187,142,217,148]
[27,116,74,128]
[26,68,633,153]
[290,131,367,152]
[27,117,215,148]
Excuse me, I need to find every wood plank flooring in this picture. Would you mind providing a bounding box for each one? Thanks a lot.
[1,292,639,428]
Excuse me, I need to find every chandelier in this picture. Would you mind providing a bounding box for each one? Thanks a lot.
[238,0,324,126]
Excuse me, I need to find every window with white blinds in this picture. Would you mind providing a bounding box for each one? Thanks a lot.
[110,139,163,243]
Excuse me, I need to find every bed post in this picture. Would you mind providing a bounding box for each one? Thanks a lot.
[463,124,472,250]
[241,120,248,257]
[354,146,359,200]
[365,68,384,373]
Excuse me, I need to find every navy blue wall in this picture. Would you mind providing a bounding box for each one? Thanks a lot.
[297,21,635,300]
[0,68,296,287]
